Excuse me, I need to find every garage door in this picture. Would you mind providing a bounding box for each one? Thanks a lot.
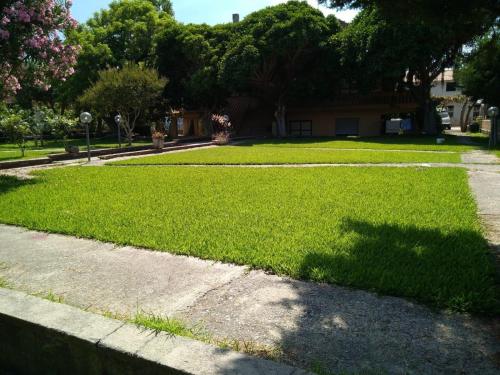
[335,118,359,136]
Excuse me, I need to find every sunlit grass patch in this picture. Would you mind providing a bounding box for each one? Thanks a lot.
[0,166,497,313]
[113,146,461,165]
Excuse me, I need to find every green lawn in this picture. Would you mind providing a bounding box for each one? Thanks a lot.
[114,146,462,165]
[237,134,488,152]
[0,166,497,313]
[0,137,151,162]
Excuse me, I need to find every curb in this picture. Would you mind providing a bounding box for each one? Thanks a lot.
[99,141,215,160]
[0,288,308,375]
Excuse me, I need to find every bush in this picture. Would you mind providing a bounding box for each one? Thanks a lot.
[468,122,480,133]
[0,109,31,156]
[213,132,230,145]
[79,64,168,145]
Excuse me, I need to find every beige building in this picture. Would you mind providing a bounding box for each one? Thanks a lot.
[181,92,419,138]
[431,69,469,127]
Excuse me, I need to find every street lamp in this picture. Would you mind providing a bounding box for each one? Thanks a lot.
[114,114,122,149]
[488,106,499,149]
[79,112,92,162]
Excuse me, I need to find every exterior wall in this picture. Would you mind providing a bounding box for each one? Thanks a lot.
[182,112,206,137]
[287,109,383,137]
[482,119,491,133]
[431,70,465,127]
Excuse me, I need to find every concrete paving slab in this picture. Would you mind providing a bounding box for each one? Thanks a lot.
[469,168,500,270]
[185,270,500,374]
[0,224,499,374]
[0,225,245,315]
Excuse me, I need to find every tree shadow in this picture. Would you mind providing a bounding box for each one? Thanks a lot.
[212,219,500,374]
[0,175,39,195]
[298,219,499,313]
[235,133,489,150]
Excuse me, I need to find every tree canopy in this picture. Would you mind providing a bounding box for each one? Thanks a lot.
[155,21,233,110]
[56,0,172,108]
[79,63,167,144]
[0,0,80,98]
[456,31,500,107]
[3,0,498,138]
[218,1,337,136]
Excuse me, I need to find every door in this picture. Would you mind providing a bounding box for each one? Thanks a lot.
[289,120,312,137]
[335,118,359,136]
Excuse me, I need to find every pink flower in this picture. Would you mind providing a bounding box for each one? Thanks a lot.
[0,29,10,40]
[1,16,10,25]
[17,9,31,23]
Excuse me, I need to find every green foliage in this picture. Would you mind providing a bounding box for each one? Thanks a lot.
[79,63,167,143]
[218,1,333,104]
[0,108,32,156]
[0,166,497,313]
[330,2,497,133]
[57,0,172,106]
[155,21,233,109]
[115,145,461,165]
[456,33,500,106]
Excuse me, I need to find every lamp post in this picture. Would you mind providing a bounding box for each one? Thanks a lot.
[114,114,122,149]
[488,106,499,149]
[79,112,93,162]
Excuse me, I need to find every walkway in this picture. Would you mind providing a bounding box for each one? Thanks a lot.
[0,223,499,374]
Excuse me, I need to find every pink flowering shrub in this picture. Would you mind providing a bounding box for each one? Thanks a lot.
[0,0,80,98]
[211,113,232,145]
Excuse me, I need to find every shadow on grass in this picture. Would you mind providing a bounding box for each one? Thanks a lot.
[216,219,500,374]
[298,218,499,313]
[0,175,39,195]
[235,134,489,149]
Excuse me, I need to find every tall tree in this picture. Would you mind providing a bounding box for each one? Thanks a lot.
[332,5,498,133]
[218,1,332,137]
[149,0,173,14]
[0,0,79,99]
[456,31,500,107]
[155,21,233,110]
[320,0,498,134]
[79,64,167,144]
[57,0,172,108]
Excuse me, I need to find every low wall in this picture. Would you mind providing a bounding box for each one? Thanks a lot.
[481,119,491,133]
[0,288,305,375]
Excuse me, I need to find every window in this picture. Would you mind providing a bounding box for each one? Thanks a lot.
[447,105,455,119]
[336,118,359,136]
[289,120,312,137]
[446,82,457,92]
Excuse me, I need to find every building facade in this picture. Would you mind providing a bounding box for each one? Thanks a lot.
[431,69,469,127]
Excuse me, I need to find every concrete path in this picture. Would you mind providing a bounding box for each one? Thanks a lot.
[0,224,499,375]
[467,151,500,251]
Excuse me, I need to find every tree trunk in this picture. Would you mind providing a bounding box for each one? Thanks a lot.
[274,101,287,138]
[169,115,178,139]
[459,99,469,132]
[419,83,437,135]
[122,118,134,146]
[464,105,474,132]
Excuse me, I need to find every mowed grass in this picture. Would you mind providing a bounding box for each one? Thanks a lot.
[0,166,497,313]
[114,146,461,165]
[0,137,151,162]
[0,149,61,161]
[239,134,488,152]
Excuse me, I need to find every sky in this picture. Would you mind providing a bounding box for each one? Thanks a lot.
[71,0,358,25]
